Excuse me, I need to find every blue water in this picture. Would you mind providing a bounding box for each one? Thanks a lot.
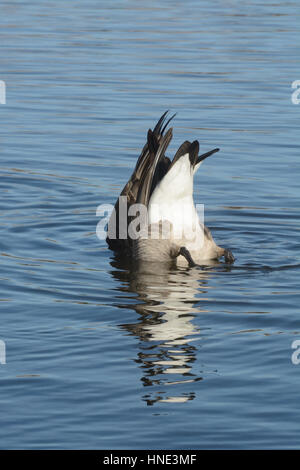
[1,0,300,449]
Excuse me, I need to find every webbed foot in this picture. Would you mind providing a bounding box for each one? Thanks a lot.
[224,249,235,264]
[179,246,197,267]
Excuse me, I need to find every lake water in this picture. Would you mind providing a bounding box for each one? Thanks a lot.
[1,0,300,450]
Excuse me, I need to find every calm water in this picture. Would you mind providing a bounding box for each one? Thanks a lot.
[1,0,300,449]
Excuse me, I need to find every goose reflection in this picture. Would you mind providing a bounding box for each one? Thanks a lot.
[110,256,222,406]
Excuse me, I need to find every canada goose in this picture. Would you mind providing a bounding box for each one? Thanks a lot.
[106,112,234,267]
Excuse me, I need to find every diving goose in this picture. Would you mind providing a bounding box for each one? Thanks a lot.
[106,112,234,267]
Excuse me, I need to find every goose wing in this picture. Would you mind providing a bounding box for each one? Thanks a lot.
[107,112,175,250]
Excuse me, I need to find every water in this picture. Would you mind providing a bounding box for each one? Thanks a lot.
[0,0,300,449]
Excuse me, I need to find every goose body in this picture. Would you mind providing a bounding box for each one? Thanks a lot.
[106,112,234,266]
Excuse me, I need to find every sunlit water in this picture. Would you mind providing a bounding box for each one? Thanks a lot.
[0,0,300,449]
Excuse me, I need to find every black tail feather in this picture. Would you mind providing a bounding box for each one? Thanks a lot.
[196,147,219,164]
